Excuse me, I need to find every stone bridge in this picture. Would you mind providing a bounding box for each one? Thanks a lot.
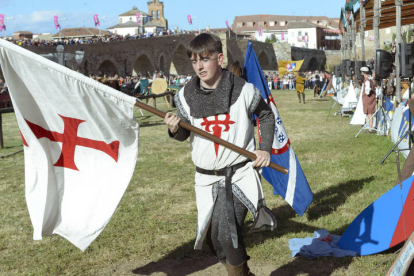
[12,34,327,77]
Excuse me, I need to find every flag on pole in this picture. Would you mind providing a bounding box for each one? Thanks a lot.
[54,15,60,30]
[0,39,139,251]
[339,7,347,34]
[187,15,192,25]
[0,14,5,32]
[136,13,141,25]
[258,27,262,37]
[278,60,305,76]
[225,21,230,30]
[94,14,100,27]
[244,42,313,216]
[281,32,284,41]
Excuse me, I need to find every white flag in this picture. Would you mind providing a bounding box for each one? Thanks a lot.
[0,39,139,251]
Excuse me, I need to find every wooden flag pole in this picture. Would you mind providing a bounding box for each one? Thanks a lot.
[135,100,289,175]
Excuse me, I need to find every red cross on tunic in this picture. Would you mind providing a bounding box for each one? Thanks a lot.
[23,114,119,171]
[200,114,235,156]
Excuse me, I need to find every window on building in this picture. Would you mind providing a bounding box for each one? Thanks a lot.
[365,31,368,37]
[280,21,285,26]
[269,21,275,27]
[152,11,154,18]
[298,31,302,36]
[305,32,308,36]
[130,17,132,21]
[237,22,243,28]
[386,28,391,34]
[258,22,263,27]
[247,22,253,27]
[157,11,160,19]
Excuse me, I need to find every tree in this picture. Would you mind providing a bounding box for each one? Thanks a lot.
[265,34,277,44]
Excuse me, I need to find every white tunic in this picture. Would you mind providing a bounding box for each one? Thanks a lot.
[176,82,277,250]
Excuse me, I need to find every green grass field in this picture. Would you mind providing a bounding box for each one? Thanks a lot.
[0,90,405,275]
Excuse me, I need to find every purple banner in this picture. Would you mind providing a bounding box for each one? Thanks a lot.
[258,27,262,37]
[281,32,284,40]
[187,15,192,25]
[0,14,5,32]
[136,13,141,25]
[225,21,230,29]
[94,14,100,27]
[54,15,60,30]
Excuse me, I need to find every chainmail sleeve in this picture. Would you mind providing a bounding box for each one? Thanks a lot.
[250,89,275,153]
[168,93,191,141]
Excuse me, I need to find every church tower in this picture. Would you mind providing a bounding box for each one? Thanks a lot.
[147,0,168,29]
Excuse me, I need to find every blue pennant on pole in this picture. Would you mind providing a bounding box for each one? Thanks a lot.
[243,42,313,216]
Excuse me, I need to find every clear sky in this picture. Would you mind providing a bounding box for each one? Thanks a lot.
[0,0,349,36]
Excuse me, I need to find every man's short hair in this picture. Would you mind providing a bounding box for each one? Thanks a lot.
[187,33,222,58]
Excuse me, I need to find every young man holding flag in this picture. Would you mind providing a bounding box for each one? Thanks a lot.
[164,33,276,275]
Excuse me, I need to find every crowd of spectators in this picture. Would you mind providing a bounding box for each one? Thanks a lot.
[0,78,11,108]
[264,70,332,92]
[4,29,207,48]
[90,70,192,97]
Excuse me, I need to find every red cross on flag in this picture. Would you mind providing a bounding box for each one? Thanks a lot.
[0,39,139,251]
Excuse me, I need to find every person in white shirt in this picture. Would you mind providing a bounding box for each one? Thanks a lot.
[361,67,376,133]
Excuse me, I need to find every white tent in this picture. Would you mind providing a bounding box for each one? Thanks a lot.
[350,87,366,125]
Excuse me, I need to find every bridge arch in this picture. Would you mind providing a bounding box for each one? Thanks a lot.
[132,54,155,77]
[170,44,192,75]
[258,51,270,70]
[95,55,121,77]
[227,50,235,67]
[97,60,119,77]
[308,58,319,71]
[159,55,166,74]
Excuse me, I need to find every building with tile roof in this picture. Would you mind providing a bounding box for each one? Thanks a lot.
[287,21,340,50]
[13,31,33,40]
[107,2,168,36]
[231,14,340,48]
[52,27,110,40]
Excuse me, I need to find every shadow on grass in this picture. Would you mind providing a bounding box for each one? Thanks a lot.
[0,144,23,150]
[132,177,373,275]
[307,176,374,221]
[132,239,219,276]
[269,256,354,276]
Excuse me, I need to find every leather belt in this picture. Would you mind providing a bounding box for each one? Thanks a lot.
[196,160,249,249]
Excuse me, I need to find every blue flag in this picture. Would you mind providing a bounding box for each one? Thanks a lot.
[385,95,394,112]
[243,42,313,216]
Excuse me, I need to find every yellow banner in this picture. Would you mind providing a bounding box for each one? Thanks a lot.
[278,60,304,76]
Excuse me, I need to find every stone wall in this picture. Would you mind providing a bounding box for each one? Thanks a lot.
[325,50,342,72]
[24,34,196,76]
[291,47,326,71]
[20,34,324,76]
[273,42,291,62]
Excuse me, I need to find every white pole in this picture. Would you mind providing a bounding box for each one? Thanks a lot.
[4,13,14,39]
[4,13,6,39]
[395,0,403,103]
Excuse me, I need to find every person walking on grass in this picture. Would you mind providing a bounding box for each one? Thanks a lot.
[164,33,277,276]
[361,66,376,134]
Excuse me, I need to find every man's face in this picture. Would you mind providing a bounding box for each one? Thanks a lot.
[190,52,223,87]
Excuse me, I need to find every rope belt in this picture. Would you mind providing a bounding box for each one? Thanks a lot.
[195,160,249,249]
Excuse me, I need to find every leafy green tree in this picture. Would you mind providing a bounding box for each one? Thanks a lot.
[265,34,278,44]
